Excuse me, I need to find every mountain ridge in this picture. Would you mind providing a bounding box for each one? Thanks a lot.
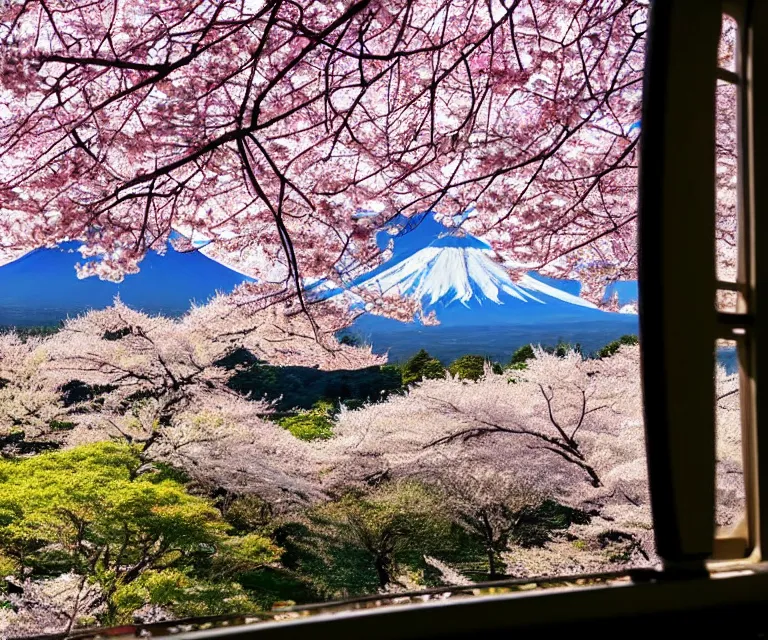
[0,239,250,327]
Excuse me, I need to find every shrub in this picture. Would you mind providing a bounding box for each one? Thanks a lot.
[48,420,76,432]
[278,401,335,441]
[312,482,451,588]
[339,334,362,347]
[421,358,447,381]
[542,340,581,358]
[224,495,274,534]
[448,355,486,381]
[228,360,402,410]
[510,499,591,547]
[401,349,436,385]
[0,325,60,340]
[111,569,255,620]
[597,334,639,359]
[0,442,282,624]
[510,344,536,366]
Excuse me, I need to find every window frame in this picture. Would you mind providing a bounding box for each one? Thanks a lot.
[637,0,768,566]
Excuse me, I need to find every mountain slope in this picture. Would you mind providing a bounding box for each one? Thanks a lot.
[336,212,640,362]
[0,240,250,326]
[350,212,609,326]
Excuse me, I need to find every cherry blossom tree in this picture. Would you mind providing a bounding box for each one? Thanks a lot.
[715,358,745,530]
[0,573,104,637]
[47,297,382,419]
[44,300,344,503]
[0,332,66,453]
[435,465,547,578]
[312,480,450,589]
[0,0,646,315]
[715,16,739,298]
[425,347,646,488]
[322,345,654,568]
[186,294,386,370]
[327,346,644,491]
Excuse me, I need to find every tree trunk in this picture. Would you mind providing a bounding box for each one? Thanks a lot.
[582,462,602,488]
[374,554,392,588]
[487,547,497,579]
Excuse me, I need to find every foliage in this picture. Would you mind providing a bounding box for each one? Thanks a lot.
[272,519,387,600]
[511,500,592,548]
[401,349,445,386]
[597,335,639,359]
[0,326,61,340]
[111,569,254,620]
[229,361,403,410]
[236,565,320,611]
[401,349,428,385]
[338,334,363,348]
[279,402,335,442]
[596,530,647,564]
[311,482,452,589]
[0,554,19,583]
[439,468,591,577]
[440,469,546,578]
[223,494,274,535]
[448,355,487,381]
[421,358,448,381]
[509,344,536,370]
[0,442,282,625]
[541,340,582,358]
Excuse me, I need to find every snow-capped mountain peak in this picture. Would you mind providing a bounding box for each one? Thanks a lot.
[354,217,598,313]
[365,245,539,306]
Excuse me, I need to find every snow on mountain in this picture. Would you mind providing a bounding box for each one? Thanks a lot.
[347,213,607,324]
[361,241,597,309]
[339,212,640,361]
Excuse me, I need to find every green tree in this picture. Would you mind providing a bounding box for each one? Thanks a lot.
[227,359,402,410]
[597,334,639,359]
[0,325,61,340]
[400,349,446,385]
[542,340,581,358]
[420,358,447,381]
[447,355,487,381]
[0,443,281,624]
[442,472,546,578]
[338,334,362,347]
[510,344,536,368]
[314,482,451,588]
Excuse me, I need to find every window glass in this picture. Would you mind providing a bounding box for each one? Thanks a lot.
[716,339,746,534]
[715,75,739,295]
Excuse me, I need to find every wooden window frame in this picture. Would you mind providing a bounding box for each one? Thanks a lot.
[641,0,768,566]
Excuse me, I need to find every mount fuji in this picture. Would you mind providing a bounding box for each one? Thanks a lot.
[335,212,639,362]
[341,212,630,325]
